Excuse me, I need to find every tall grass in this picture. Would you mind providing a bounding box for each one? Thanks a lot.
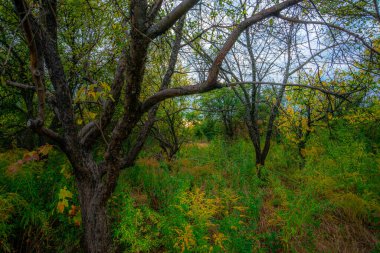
[0,120,378,252]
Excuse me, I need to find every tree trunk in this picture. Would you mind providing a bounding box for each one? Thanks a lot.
[77,179,110,253]
[246,122,266,177]
[298,128,311,169]
[73,158,114,253]
[255,152,266,178]
[298,139,306,168]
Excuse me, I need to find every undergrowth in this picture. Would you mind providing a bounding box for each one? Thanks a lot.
[0,121,379,252]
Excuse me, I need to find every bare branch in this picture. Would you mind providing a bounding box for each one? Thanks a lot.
[289,43,342,75]
[206,0,303,84]
[277,14,380,55]
[6,80,35,90]
[220,81,353,100]
[142,0,303,111]
[374,0,380,22]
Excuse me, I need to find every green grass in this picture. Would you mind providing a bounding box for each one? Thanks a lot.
[0,121,379,252]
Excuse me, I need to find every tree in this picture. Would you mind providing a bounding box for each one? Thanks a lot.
[3,0,377,252]
[0,1,38,149]
[212,8,343,173]
[186,0,379,175]
[198,89,241,139]
[279,34,380,166]
[152,97,189,161]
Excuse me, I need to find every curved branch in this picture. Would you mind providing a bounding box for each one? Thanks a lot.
[206,0,303,85]
[141,79,355,113]
[27,119,65,147]
[220,81,355,100]
[142,0,303,112]
[147,0,199,38]
[277,14,380,55]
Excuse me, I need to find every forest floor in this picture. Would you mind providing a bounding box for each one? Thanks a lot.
[112,128,379,252]
[0,127,379,252]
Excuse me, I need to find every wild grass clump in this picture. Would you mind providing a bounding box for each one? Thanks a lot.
[113,138,263,252]
[262,122,380,252]
[0,148,82,252]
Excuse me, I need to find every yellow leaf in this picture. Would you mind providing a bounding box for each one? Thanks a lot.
[23,151,39,162]
[73,211,82,227]
[57,199,68,213]
[76,118,83,125]
[38,144,53,156]
[89,112,96,119]
[59,187,73,200]
[57,202,65,213]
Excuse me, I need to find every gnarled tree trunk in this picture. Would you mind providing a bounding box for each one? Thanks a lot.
[73,158,116,253]
[78,181,110,253]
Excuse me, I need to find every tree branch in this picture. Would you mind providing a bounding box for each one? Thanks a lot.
[79,49,128,146]
[277,14,380,55]
[220,81,352,100]
[206,0,303,85]
[141,0,303,112]
[120,16,186,169]
[147,0,163,21]
[147,0,199,38]
[6,80,35,90]
[27,119,65,147]
[13,0,46,121]
[374,0,380,22]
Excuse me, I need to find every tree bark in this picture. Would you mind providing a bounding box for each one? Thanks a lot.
[78,182,110,253]
[74,159,113,253]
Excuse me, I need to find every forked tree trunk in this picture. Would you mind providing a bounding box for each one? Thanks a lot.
[255,153,266,167]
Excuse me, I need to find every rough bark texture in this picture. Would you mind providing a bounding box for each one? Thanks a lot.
[78,178,110,253]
